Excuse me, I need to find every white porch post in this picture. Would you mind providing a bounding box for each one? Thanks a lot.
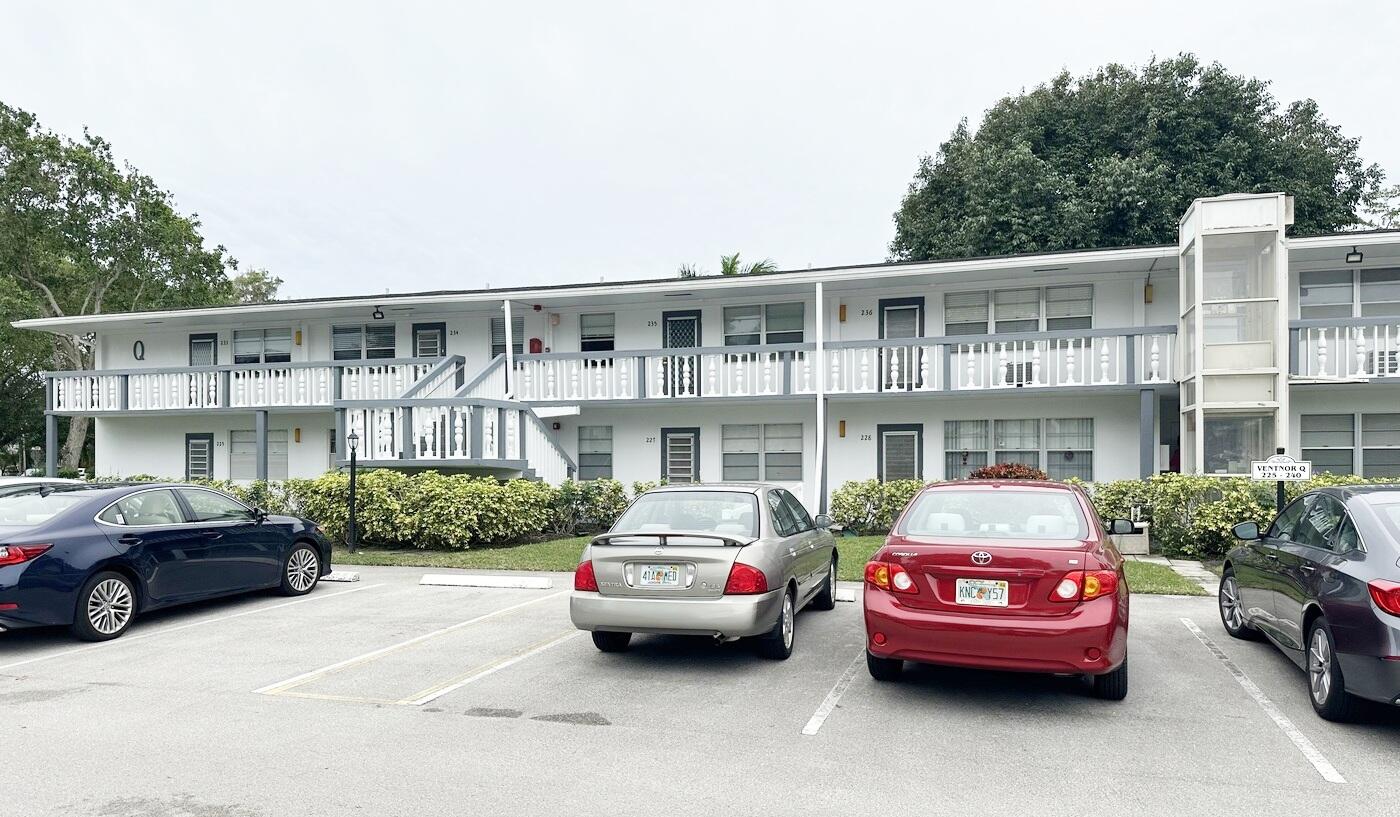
[814,282,827,513]
[503,299,515,398]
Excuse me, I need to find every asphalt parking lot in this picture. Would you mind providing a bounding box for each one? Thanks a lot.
[3,565,1398,817]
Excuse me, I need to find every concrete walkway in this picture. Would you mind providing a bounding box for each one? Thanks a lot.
[1127,554,1218,594]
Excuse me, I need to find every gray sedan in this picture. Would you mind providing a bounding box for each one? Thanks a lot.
[1223,485,1400,720]
[569,483,838,659]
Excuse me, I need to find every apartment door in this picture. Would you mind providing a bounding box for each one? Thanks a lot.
[879,298,923,390]
[661,428,700,484]
[413,322,446,358]
[661,310,702,397]
[189,333,218,366]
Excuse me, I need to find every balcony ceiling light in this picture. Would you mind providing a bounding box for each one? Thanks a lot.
[1346,246,1364,264]
[372,306,385,320]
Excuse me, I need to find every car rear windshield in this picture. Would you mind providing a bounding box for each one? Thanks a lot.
[1364,496,1400,545]
[0,490,89,527]
[897,489,1088,542]
[610,491,759,541]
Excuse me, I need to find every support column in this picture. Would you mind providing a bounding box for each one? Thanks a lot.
[45,414,58,478]
[814,281,827,513]
[334,408,346,466]
[1139,389,1156,479]
[255,410,269,481]
[503,299,515,398]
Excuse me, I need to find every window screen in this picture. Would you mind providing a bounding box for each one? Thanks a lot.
[1361,269,1400,317]
[944,291,989,336]
[332,326,364,361]
[1045,285,1092,330]
[723,305,763,346]
[234,328,293,364]
[1302,414,1355,475]
[880,429,920,481]
[1363,413,1400,477]
[579,314,615,352]
[230,430,289,481]
[1046,418,1093,480]
[764,303,804,344]
[577,426,613,480]
[721,424,803,482]
[1300,271,1354,320]
[994,419,1040,469]
[490,316,526,357]
[994,289,1040,333]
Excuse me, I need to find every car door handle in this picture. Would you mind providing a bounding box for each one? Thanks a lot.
[202,531,224,540]
[118,535,142,547]
[1265,553,1280,561]
[1299,564,1316,574]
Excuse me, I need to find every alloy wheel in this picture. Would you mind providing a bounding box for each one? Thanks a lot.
[87,578,133,635]
[1309,627,1333,705]
[1220,577,1244,631]
[287,548,319,592]
[781,595,794,650]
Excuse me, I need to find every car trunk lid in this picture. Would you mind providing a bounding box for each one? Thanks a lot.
[588,531,752,599]
[883,536,1094,617]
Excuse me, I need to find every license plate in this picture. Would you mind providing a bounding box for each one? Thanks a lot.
[955,578,1009,607]
[638,564,682,587]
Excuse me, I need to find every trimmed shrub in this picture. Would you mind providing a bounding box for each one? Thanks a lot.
[551,479,630,536]
[966,463,1048,481]
[829,479,926,535]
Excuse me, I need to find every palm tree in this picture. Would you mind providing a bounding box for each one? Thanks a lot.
[719,253,777,276]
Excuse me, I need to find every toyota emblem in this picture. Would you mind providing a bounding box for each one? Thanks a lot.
[971,551,993,565]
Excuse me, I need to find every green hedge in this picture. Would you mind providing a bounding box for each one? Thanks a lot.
[832,473,1400,559]
[100,473,638,549]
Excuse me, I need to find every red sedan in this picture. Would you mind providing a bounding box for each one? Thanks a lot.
[863,481,1132,700]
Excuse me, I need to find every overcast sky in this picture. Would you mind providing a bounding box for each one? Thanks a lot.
[5,1,1399,299]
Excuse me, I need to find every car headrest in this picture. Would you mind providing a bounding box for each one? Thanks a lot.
[1026,515,1067,535]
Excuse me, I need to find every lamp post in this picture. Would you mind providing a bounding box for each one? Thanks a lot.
[346,428,359,554]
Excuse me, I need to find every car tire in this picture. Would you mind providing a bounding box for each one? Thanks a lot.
[591,631,631,652]
[1218,571,1260,640]
[810,556,838,611]
[279,543,321,596]
[866,650,903,682]
[756,589,795,660]
[1092,657,1129,701]
[69,571,137,642]
[1307,617,1359,722]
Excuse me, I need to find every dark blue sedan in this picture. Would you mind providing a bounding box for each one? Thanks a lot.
[0,483,333,641]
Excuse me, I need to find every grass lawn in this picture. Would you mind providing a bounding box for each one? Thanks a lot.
[335,534,1207,595]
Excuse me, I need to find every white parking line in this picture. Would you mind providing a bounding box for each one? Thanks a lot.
[1180,617,1346,784]
[402,630,583,706]
[255,590,567,696]
[801,647,866,736]
[0,584,382,674]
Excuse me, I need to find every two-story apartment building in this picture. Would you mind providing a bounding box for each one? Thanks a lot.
[16,193,1400,512]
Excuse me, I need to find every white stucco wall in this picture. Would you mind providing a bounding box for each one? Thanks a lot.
[94,412,336,480]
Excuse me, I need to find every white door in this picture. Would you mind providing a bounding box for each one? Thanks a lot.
[663,430,698,484]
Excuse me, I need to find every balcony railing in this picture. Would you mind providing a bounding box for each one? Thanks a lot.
[339,397,576,482]
[48,358,440,413]
[1293,319,1400,380]
[509,328,1174,402]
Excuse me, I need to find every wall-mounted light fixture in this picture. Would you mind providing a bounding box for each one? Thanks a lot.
[838,304,847,323]
[294,428,302,444]
[372,306,385,320]
[294,330,303,346]
[1144,273,1154,304]
[1346,246,1364,264]
[838,420,846,438]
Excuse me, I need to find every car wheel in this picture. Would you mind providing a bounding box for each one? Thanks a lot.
[70,571,137,642]
[279,543,321,596]
[1092,658,1129,701]
[866,650,903,682]
[591,631,631,652]
[1307,618,1359,722]
[1218,571,1260,640]
[810,556,838,611]
[757,589,795,660]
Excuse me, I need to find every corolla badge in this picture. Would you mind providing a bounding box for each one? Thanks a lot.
[971,551,993,565]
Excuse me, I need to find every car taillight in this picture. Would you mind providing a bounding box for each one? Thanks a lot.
[1083,570,1119,600]
[573,560,598,592]
[1368,580,1400,616]
[0,544,52,568]
[724,562,768,595]
[1051,570,1119,602]
[864,561,917,594]
[1051,572,1082,602]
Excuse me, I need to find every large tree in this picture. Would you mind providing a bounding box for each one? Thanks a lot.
[0,102,271,469]
[890,54,1390,261]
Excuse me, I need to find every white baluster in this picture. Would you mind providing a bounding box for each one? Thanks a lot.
[763,354,774,393]
[618,358,630,398]
[485,411,496,456]
[1066,340,1078,385]
[829,350,840,392]
[1318,329,1329,376]
[454,411,466,457]
[1099,337,1111,384]
[918,347,930,390]
[964,345,976,389]
[1356,328,1368,376]
[997,344,1008,387]
[1149,336,1161,382]
[682,356,694,396]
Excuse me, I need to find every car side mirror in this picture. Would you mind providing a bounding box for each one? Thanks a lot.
[1108,519,1135,536]
[252,507,268,524]
[814,514,832,530]
[1232,521,1261,541]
